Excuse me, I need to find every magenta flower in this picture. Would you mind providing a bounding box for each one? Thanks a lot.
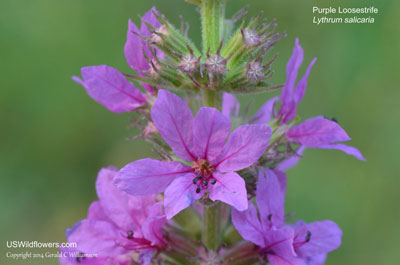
[293,220,342,265]
[65,167,166,265]
[115,90,272,219]
[73,65,147,113]
[232,168,342,265]
[287,116,366,160]
[124,7,164,94]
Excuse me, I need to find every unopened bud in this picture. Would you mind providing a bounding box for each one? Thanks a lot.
[179,54,200,72]
[247,61,265,82]
[205,54,228,74]
[150,25,169,44]
[242,29,262,47]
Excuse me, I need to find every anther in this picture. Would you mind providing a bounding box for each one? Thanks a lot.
[75,252,85,263]
[202,179,208,186]
[268,214,272,221]
[127,230,134,239]
[305,231,312,243]
[196,187,201,193]
[193,175,202,184]
[210,179,217,185]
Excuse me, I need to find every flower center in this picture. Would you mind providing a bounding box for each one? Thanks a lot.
[191,159,217,193]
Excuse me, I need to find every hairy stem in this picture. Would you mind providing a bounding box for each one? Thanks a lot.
[200,0,221,55]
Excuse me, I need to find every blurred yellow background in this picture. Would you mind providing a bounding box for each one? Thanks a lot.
[1,0,399,264]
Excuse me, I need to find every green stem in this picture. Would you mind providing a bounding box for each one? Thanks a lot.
[202,202,221,251]
[202,89,222,110]
[200,0,221,55]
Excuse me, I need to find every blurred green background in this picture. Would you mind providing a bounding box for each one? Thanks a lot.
[1,0,399,264]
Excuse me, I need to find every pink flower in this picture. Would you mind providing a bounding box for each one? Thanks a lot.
[115,90,272,219]
[65,167,165,265]
[232,168,342,265]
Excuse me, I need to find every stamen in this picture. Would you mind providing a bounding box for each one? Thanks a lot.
[196,187,201,193]
[202,179,208,186]
[268,214,272,221]
[127,230,134,239]
[210,179,217,185]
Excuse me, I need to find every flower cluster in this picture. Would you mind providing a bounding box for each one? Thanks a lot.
[64,1,364,265]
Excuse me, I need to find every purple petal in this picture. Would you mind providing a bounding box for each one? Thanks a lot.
[209,172,248,211]
[222,93,240,119]
[124,19,148,73]
[314,143,366,161]
[303,254,327,265]
[87,201,109,222]
[164,176,200,219]
[267,254,305,265]
[67,219,126,256]
[141,216,166,246]
[265,226,297,257]
[73,65,146,113]
[140,7,161,36]
[138,249,156,265]
[124,8,163,94]
[250,97,279,124]
[231,204,265,246]
[115,158,192,196]
[293,220,342,257]
[256,168,286,229]
[151,90,196,161]
[214,124,271,172]
[279,38,303,119]
[96,167,141,232]
[287,116,350,147]
[193,107,231,160]
[124,7,162,72]
[293,58,317,104]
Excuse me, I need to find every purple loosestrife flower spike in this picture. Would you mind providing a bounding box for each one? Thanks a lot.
[65,167,165,265]
[287,116,366,160]
[115,90,272,219]
[73,65,147,113]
